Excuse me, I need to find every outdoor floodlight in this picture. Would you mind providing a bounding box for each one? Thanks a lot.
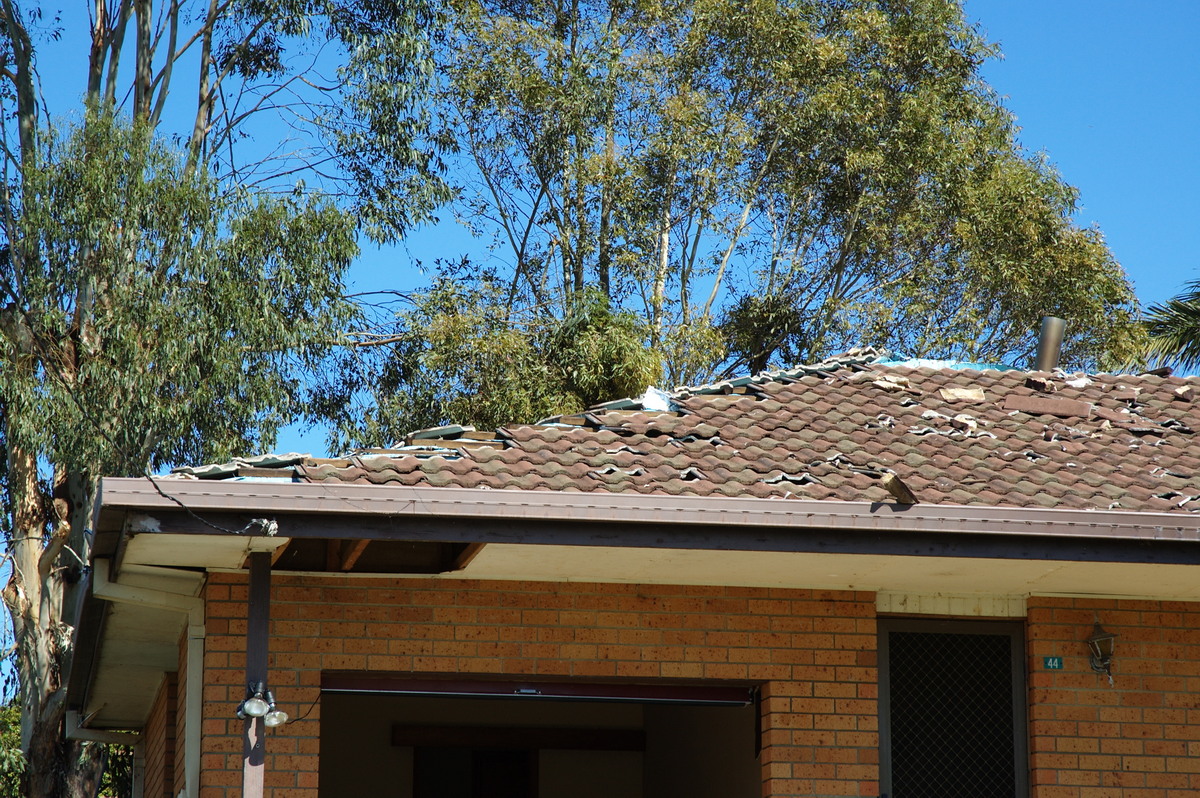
[263,691,289,727]
[237,682,290,726]
[237,682,271,719]
[264,707,290,727]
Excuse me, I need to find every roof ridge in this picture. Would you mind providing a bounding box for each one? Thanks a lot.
[671,347,890,398]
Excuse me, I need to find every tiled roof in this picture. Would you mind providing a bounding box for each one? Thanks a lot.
[175,349,1200,513]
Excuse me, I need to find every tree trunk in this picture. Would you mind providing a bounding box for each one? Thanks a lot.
[65,740,106,798]
[26,718,105,798]
[598,124,613,300]
[1,327,96,798]
[5,458,99,797]
[0,0,39,165]
[86,0,107,102]
[188,0,219,165]
[133,0,152,119]
[25,701,63,797]
[651,196,670,347]
[4,441,56,797]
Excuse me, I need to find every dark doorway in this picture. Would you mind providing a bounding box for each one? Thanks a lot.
[319,686,760,798]
[414,748,535,798]
[879,619,1028,798]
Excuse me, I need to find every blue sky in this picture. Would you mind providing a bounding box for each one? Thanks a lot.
[963,0,1200,309]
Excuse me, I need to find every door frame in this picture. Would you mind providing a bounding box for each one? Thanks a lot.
[877,618,1029,798]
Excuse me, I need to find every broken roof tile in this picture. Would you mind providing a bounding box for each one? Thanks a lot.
[173,352,1200,514]
[1003,394,1092,419]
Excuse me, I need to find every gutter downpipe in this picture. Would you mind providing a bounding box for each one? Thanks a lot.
[90,559,204,798]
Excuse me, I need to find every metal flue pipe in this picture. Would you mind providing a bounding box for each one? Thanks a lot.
[1035,316,1067,371]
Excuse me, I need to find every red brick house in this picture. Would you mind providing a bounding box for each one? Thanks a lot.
[72,349,1200,797]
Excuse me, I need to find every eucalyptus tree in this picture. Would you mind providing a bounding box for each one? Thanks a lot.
[2,0,449,236]
[315,277,661,450]
[0,111,358,798]
[424,0,1142,386]
[0,1,444,794]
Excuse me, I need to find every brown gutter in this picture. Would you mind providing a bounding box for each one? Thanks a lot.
[95,477,1200,544]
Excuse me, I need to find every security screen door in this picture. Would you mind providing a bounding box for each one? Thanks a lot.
[878,620,1028,798]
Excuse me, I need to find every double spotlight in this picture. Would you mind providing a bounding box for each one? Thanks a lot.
[236,681,289,728]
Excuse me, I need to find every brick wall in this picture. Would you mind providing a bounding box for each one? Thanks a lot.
[200,574,879,798]
[142,673,176,798]
[1027,597,1200,797]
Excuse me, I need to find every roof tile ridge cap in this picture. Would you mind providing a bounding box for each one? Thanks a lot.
[460,441,503,459]
[348,451,416,469]
[774,346,891,379]
[171,458,244,478]
[294,458,337,479]
[405,423,477,442]
[494,424,575,445]
[670,347,890,398]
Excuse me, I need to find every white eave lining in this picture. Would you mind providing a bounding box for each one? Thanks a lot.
[95,477,1200,543]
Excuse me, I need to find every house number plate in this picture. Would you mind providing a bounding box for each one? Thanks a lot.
[1043,656,1063,670]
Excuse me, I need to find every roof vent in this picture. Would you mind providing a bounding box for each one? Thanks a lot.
[1034,316,1067,371]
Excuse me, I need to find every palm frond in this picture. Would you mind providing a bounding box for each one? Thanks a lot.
[1144,279,1200,370]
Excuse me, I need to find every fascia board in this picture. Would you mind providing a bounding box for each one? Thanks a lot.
[94,476,1200,543]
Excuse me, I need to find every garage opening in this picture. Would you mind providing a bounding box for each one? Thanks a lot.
[318,676,760,798]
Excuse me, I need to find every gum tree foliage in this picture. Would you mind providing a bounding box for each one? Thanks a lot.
[0,704,20,797]
[372,0,1142,400]
[316,273,660,448]
[0,701,129,798]
[0,0,447,794]
[72,0,449,235]
[0,114,357,797]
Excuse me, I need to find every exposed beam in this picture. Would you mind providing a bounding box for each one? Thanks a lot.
[340,539,371,571]
[451,542,486,571]
[269,540,292,567]
[391,725,645,751]
[322,539,374,572]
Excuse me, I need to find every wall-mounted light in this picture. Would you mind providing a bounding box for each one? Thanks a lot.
[237,681,289,726]
[264,692,289,728]
[1086,622,1118,686]
[238,682,270,719]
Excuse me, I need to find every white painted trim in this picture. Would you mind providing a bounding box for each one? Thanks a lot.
[64,711,140,745]
[876,592,1027,618]
[92,560,204,798]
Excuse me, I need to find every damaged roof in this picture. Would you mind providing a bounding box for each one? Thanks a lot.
[174,348,1200,513]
